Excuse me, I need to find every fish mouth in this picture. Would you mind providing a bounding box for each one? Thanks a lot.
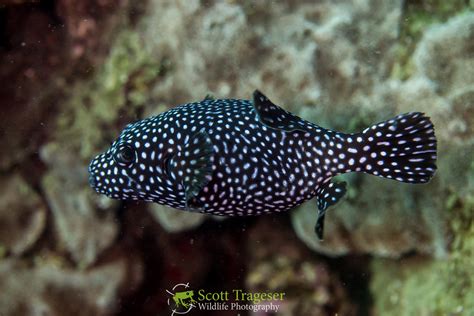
[87,159,99,191]
[88,173,96,188]
[88,152,142,198]
[88,155,114,196]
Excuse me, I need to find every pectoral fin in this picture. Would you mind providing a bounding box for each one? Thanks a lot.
[168,130,214,211]
[315,181,347,240]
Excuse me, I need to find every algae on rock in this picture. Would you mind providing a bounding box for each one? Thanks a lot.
[0,258,141,316]
[391,0,473,80]
[55,31,162,161]
[40,143,118,267]
[2,0,473,314]
[367,11,474,315]
[246,219,358,316]
[292,12,474,259]
[371,196,474,315]
[0,174,47,256]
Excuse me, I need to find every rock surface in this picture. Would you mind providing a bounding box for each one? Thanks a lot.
[0,174,47,256]
[0,0,473,315]
[0,0,128,170]
[139,0,403,109]
[368,12,474,315]
[246,218,358,315]
[291,12,474,259]
[148,204,208,233]
[41,143,118,267]
[0,258,140,316]
[371,199,474,315]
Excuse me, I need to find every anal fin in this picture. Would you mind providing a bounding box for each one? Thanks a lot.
[315,181,347,240]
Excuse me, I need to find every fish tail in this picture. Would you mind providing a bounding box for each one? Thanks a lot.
[354,112,437,183]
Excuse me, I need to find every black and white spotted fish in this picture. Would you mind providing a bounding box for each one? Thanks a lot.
[88,91,437,239]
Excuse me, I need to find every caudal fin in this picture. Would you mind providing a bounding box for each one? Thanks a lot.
[356,112,437,183]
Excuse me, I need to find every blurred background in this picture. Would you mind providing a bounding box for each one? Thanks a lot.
[0,0,473,315]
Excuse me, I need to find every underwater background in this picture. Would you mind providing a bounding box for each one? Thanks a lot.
[0,0,473,315]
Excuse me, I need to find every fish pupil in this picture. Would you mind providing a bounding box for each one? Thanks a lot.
[114,144,135,165]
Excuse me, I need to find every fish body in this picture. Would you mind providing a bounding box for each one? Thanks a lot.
[89,91,437,239]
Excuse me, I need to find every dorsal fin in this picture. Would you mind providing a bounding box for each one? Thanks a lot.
[202,94,214,101]
[252,90,306,132]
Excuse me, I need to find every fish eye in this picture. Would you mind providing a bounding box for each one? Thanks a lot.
[114,144,136,165]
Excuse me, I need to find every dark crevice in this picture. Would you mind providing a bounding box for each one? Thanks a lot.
[0,0,63,51]
[0,8,7,50]
[326,255,373,316]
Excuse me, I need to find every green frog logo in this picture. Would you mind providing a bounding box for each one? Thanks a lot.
[166,283,196,315]
[173,290,196,308]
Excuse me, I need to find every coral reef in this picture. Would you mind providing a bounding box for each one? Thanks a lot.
[0,174,46,256]
[148,204,208,233]
[291,12,474,259]
[369,12,474,315]
[0,0,472,315]
[0,1,144,314]
[0,0,128,170]
[371,194,474,315]
[40,143,118,267]
[246,218,358,315]
[0,258,141,316]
